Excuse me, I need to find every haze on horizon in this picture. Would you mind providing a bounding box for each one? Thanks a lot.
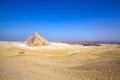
[0,0,120,41]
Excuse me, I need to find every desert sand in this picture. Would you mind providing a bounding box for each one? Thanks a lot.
[0,41,120,80]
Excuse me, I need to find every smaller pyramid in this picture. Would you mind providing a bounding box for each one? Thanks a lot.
[25,32,48,46]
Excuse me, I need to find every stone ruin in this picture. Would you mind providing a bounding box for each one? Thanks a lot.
[25,32,48,46]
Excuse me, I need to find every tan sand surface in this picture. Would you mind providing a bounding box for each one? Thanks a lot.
[0,41,120,80]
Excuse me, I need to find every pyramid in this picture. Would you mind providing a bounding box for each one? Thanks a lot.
[25,32,48,46]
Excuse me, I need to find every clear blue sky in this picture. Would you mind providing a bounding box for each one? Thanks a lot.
[0,0,120,41]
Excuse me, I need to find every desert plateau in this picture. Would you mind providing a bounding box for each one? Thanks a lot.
[1,0,120,80]
[0,41,120,80]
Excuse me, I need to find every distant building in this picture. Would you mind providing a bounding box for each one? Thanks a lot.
[25,32,48,46]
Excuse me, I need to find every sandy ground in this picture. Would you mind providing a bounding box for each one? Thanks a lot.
[0,41,120,80]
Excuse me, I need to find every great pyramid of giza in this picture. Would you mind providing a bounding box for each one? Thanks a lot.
[25,32,48,46]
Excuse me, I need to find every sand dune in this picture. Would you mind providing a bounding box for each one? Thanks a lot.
[0,41,120,80]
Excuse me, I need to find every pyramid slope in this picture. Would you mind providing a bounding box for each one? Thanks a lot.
[25,32,48,46]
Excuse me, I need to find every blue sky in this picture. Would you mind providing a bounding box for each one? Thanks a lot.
[0,0,120,41]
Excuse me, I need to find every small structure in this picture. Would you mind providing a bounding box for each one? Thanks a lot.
[25,32,48,46]
[19,50,25,55]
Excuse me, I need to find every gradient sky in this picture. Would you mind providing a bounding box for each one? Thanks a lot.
[0,0,120,41]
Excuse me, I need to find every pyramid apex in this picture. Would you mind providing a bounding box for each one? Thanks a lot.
[33,32,38,35]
